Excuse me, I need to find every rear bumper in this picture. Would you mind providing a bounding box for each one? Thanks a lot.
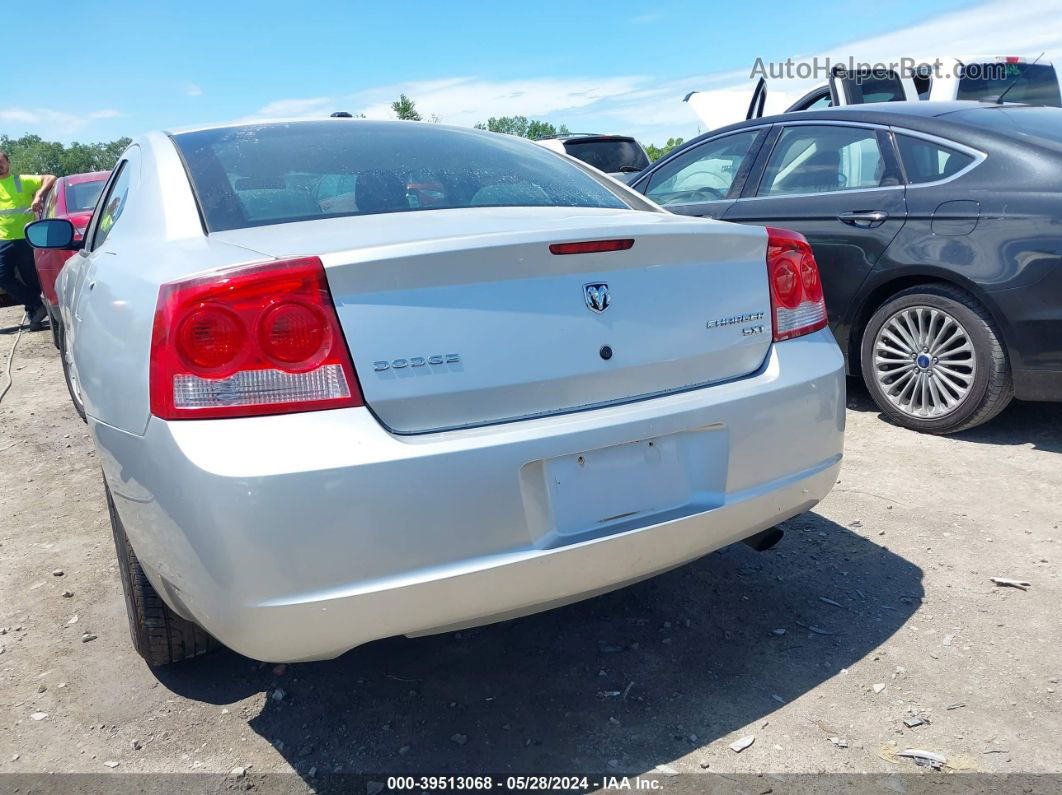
[1013,369,1062,402]
[93,329,845,662]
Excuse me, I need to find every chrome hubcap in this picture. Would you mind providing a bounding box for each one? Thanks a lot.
[872,306,975,418]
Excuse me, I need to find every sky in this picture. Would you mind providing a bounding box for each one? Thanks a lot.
[5,0,1062,147]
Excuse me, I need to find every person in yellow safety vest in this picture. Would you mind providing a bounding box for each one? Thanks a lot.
[0,150,56,331]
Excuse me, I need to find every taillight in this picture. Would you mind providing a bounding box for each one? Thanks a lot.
[549,239,634,255]
[766,227,828,342]
[149,256,363,419]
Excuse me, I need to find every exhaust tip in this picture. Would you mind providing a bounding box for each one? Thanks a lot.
[743,526,784,552]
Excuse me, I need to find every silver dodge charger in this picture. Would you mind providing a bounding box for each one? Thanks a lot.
[27,119,845,665]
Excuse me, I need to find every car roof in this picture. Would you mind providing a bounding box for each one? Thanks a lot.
[767,100,1020,124]
[538,134,637,142]
[166,117,477,137]
[62,170,111,185]
[698,100,1045,138]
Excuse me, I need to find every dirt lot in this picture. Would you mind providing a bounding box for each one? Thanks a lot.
[1,302,1060,787]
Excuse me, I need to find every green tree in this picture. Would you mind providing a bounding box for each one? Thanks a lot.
[644,137,685,162]
[474,116,571,139]
[391,94,422,121]
[0,134,132,177]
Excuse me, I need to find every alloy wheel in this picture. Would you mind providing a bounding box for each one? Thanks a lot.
[871,305,976,419]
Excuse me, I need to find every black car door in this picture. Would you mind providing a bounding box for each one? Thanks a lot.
[723,122,908,339]
[634,128,768,220]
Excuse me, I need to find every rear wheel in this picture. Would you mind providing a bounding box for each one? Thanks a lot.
[860,284,1012,434]
[60,329,86,423]
[107,483,218,666]
[47,306,60,350]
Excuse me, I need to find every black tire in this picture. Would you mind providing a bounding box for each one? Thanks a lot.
[860,284,1012,434]
[59,328,87,423]
[106,483,219,666]
[48,306,60,350]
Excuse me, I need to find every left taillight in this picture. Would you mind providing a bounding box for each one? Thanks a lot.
[765,227,828,342]
[149,256,363,419]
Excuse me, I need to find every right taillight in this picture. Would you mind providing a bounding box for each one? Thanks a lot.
[766,227,828,342]
[149,256,363,420]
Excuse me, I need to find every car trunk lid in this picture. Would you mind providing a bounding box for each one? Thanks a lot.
[212,207,773,433]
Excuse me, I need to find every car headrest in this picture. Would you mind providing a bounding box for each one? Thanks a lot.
[234,176,286,191]
[783,149,841,192]
[354,172,408,214]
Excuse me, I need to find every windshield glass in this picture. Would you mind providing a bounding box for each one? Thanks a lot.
[171,122,628,232]
[957,62,1061,106]
[65,180,107,212]
[562,139,651,173]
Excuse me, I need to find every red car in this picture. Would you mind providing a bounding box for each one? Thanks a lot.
[33,170,109,325]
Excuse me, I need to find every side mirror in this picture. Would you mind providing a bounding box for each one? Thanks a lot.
[24,219,81,251]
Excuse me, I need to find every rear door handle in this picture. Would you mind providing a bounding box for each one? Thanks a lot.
[838,210,888,228]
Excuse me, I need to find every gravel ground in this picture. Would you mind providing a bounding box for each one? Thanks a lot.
[1,303,1060,786]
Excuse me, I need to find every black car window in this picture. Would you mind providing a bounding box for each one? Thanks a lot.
[759,126,887,197]
[172,122,627,232]
[643,131,759,206]
[913,72,933,100]
[838,70,907,104]
[562,139,650,173]
[895,135,975,184]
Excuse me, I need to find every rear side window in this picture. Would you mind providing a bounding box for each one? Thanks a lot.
[759,126,889,196]
[895,135,976,184]
[171,122,628,232]
[562,139,651,173]
[957,62,1061,107]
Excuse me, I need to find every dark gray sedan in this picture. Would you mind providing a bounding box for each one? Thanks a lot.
[629,100,1062,433]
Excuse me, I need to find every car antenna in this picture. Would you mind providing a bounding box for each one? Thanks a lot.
[992,52,1045,105]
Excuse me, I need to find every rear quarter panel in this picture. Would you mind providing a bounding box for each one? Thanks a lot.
[70,134,267,435]
[872,132,1062,374]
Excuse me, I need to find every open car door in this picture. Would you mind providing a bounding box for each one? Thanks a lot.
[682,76,767,131]
[745,76,766,119]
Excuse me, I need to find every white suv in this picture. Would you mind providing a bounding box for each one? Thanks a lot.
[686,57,1061,128]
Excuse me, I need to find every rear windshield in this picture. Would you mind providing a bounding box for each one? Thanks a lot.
[562,139,651,173]
[171,122,628,232]
[950,105,1062,146]
[957,62,1061,106]
[65,180,106,212]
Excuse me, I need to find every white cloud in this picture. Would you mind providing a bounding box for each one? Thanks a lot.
[243,0,1062,145]
[630,13,659,23]
[0,107,123,138]
[185,83,203,97]
[244,76,646,128]
[243,96,336,120]
[660,0,1062,136]
[350,76,647,126]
